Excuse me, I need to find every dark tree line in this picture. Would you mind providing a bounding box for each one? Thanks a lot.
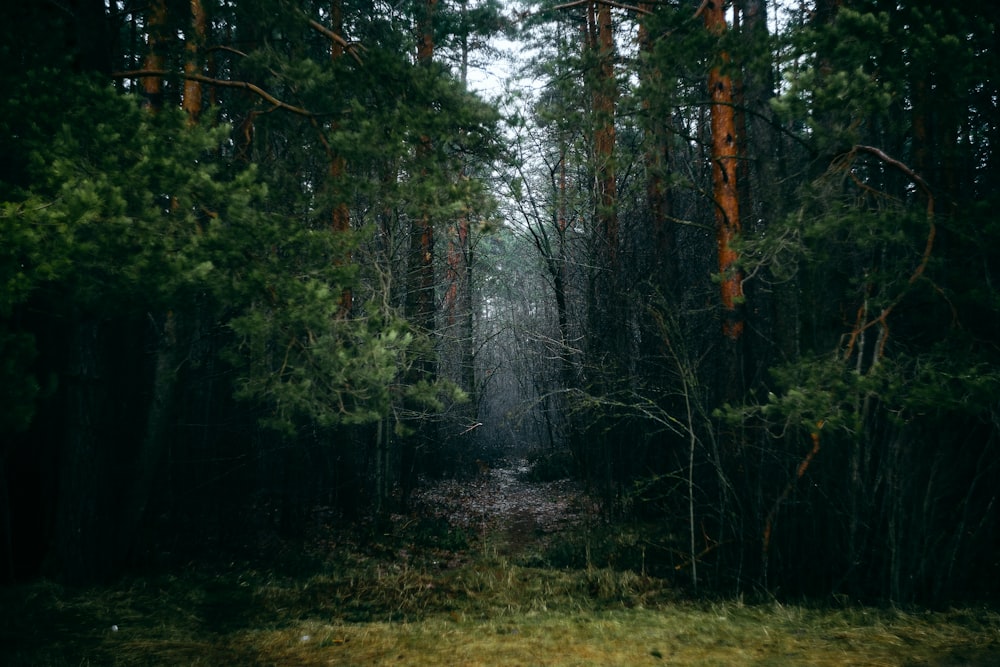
[2,0,998,606]
[502,0,1000,605]
[1,0,503,584]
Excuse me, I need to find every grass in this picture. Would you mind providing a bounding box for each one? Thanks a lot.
[2,537,998,666]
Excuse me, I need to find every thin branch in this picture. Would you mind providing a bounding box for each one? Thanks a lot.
[306,19,364,65]
[854,144,932,202]
[111,69,313,117]
[458,422,483,436]
[762,422,824,572]
[692,0,711,21]
[546,0,652,17]
[204,44,250,59]
[841,145,937,363]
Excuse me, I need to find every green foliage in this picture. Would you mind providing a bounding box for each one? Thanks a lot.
[0,75,240,433]
[229,302,424,433]
[736,346,1000,440]
[4,77,235,311]
[0,70,458,438]
[772,8,894,151]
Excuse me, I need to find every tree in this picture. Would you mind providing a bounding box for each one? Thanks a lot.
[0,0,503,580]
[734,0,1000,603]
[703,0,744,344]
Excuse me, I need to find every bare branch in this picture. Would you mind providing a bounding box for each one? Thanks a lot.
[111,69,313,117]
[546,0,652,17]
[307,19,364,65]
[841,145,938,363]
[204,44,250,59]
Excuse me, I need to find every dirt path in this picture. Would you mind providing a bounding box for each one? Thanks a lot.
[410,458,596,554]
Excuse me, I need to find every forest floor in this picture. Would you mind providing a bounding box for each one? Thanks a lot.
[409,457,600,559]
[2,457,1000,666]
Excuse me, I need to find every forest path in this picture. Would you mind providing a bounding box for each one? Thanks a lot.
[410,458,597,556]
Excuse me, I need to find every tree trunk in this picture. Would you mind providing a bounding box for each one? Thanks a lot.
[592,1,618,269]
[182,0,207,123]
[0,454,13,583]
[408,0,438,336]
[705,0,744,342]
[585,0,619,350]
[329,0,353,315]
[119,311,179,564]
[639,4,678,296]
[398,0,439,511]
[582,0,622,506]
[143,0,168,112]
[48,318,112,583]
[444,215,476,405]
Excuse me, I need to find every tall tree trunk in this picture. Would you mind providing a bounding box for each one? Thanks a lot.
[408,0,438,336]
[443,216,475,407]
[330,0,354,315]
[462,232,477,412]
[0,454,13,583]
[397,0,439,512]
[48,318,112,583]
[553,19,575,397]
[705,0,744,342]
[143,0,167,112]
[638,4,677,296]
[120,311,179,563]
[582,0,621,506]
[182,0,207,123]
[454,1,476,414]
[585,0,619,348]
[592,1,618,269]
[119,0,193,564]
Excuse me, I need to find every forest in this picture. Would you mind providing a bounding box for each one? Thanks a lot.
[2,1,1000,659]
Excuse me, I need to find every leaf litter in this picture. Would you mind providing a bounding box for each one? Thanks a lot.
[409,457,599,555]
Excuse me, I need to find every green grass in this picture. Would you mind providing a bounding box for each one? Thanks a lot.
[2,544,998,666]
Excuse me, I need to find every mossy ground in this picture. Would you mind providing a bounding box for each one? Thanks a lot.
[2,533,998,666]
[3,464,997,665]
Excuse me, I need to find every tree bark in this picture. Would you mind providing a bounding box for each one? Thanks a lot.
[330,0,353,315]
[638,4,677,295]
[407,0,438,335]
[182,0,207,123]
[705,0,744,341]
[0,454,13,583]
[592,1,618,269]
[585,0,619,355]
[48,318,111,583]
[397,0,440,513]
[143,0,168,113]
[119,311,179,563]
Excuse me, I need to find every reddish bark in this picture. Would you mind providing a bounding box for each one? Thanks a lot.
[182,0,207,123]
[591,1,618,266]
[705,1,744,340]
[142,0,167,113]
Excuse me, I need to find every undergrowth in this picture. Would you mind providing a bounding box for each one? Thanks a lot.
[2,518,998,666]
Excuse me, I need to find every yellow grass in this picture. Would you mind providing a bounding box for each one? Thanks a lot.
[90,604,1000,666]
